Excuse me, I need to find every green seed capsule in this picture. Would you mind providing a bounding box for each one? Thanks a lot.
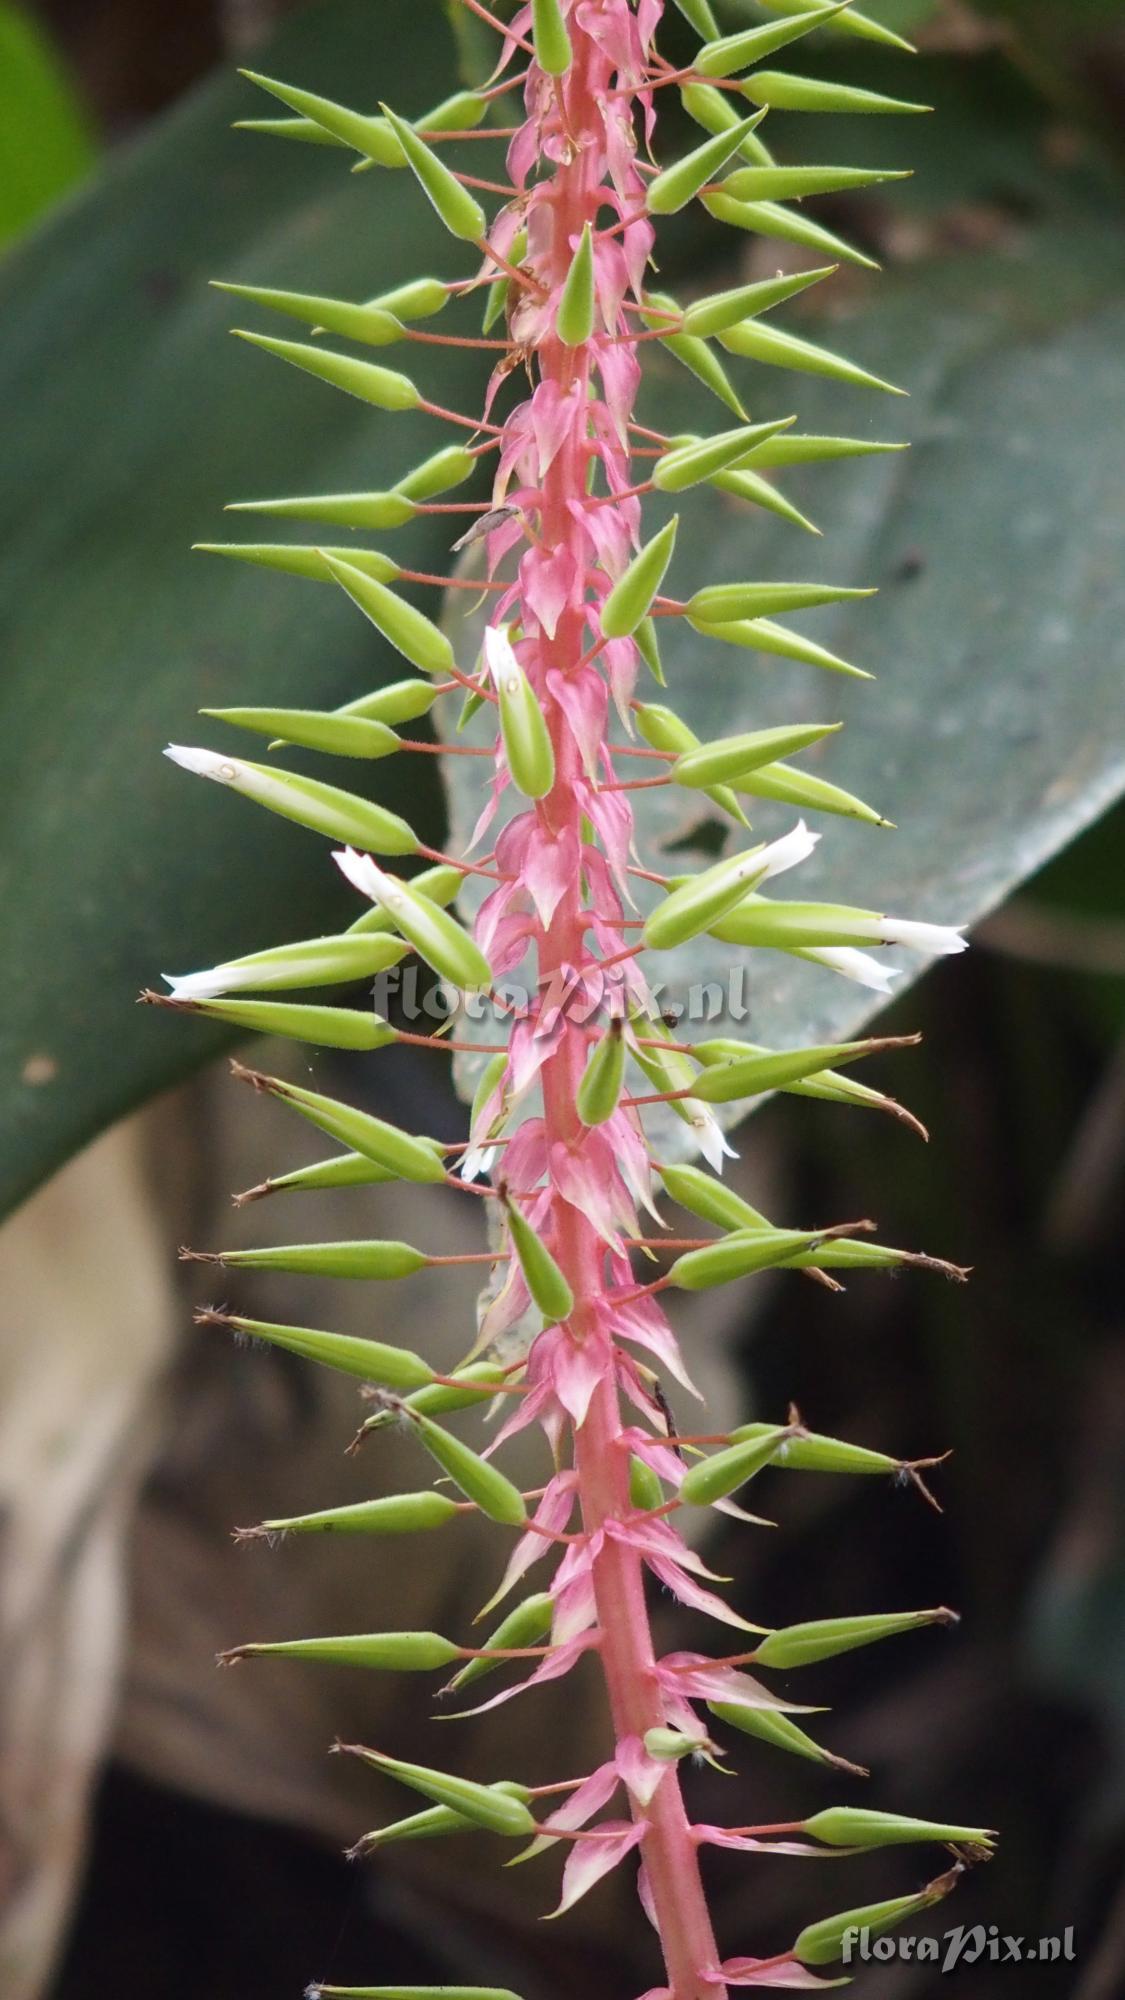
[163,746,419,854]
[225,491,417,531]
[793,1869,960,1968]
[660,1163,769,1234]
[576,1021,626,1127]
[243,1071,447,1182]
[668,1227,832,1291]
[753,0,917,53]
[495,656,555,800]
[235,1151,398,1201]
[647,115,764,215]
[643,844,767,951]
[634,703,745,824]
[223,1630,461,1671]
[679,83,773,168]
[232,329,420,410]
[397,443,476,501]
[194,542,400,585]
[503,1198,574,1324]
[347,863,492,990]
[673,721,839,789]
[642,291,748,420]
[394,1362,509,1419]
[206,1308,433,1380]
[164,929,406,997]
[728,759,887,825]
[707,1700,867,1778]
[679,1426,791,1506]
[600,516,679,638]
[200,1240,430,1281]
[702,190,878,272]
[234,114,347,146]
[346,1744,538,1836]
[369,276,450,320]
[690,1038,890,1105]
[449,1592,554,1691]
[741,71,932,116]
[312,1985,524,2000]
[413,1414,528,1527]
[671,0,719,34]
[531,0,572,74]
[754,1607,957,1670]
[629,1455,665,1511]
[653,417,796,492]
[729,1420,902,1477]
[644,1728,698,1761]
[718,315,906,397]
[255,1491,459,1538]
[803,1808,996,1853]
[237,69,403,165]
[725,164,909,204]
[324,554,454,677]
[710,468,821,537]
[202,704,401,760]
[708,896,884,952]
[379,103,486,240]
[688,614,864,679]
[681,268,835,338]
[687,580,874,624]
[213,280,405,347]
[556,222,595,345]
[695,1,851,78]
[170,997,398,1051]
[346,862,462,935]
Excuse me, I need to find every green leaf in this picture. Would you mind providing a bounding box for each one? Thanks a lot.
[0,1,96,249]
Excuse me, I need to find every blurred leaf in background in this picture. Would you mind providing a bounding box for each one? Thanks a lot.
[0,1,96,249]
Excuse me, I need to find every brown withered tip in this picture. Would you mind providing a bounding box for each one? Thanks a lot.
[905,1252,971,1282]
[827,1749,870,1780]
[193,1305,234,1328]
[231,1523,268,1544]
[231,1180,271,1206]
[229,1058,274,1092]
[880,1095,930,1142]
[138,987,173,1008]
[215,1644,253,1668]
[179,1246,223,1263]
[930,1606,961,1629]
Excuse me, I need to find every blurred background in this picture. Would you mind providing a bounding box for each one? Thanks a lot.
[1,1,1124,1996]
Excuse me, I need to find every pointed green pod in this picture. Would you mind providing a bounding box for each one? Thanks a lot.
[225,1631,461,1671]
[166,997,398,1051]
[163,746,419,854]
[397,443,476,500]
[630,1026,710,1139]
[213,280,404,347]
[647,115,764,216]
[803,1808,996,1853]
[492,651,555,799]
[600,516,678,638]
[254,1491,460,1538]
[226,491,417,531]
[323,554,454,677]
[689,614,865,679]
[379,103,486,241]
[653,417,795,492]
[672,721,840,789]
[708,1700,867,1778]
[338,857,492,990]
[238,69,403,165]
[203,1308,433,1382]
[232,330,420,410]
[671,0,719,35]
[503,1196,574,1324]
[681,268,835,339]
[198,1240,431,1281]
[163,929,406,998]
[754,1607,958,1670]
[236,1152,398,1200]
[576,1020,626,1127]
[742,71,932,116]
[793,1868,961,1967]
[660,1163,769,1235]
[688,580,873,623]
[629,1455,665,1511]
[642,292,748,419]
[643,845,769,952]
[350,1804,475,1849]
[634,703,746,825]
[635,615,667,686]
[412,1414,528,1526]
[679,83,773,168]
[709,896,913,953]
[703,191,879,272]
[727,759,887,825]
[369,276,450,321]
[234,114,348,146]
[724,164,909,204]
[679,1426,791,1505]
[557,224,595,345]
[669,1228,834,1290]
[312,1985,524,2000]
[730,1420,909,1477]
[754,0,916,54]
[531,0,572,76]
[743,432,908,469]
[345,861,462,937]
[690,1038,894,1106]
[350,91,489,177]
[695,2,852,78]
[718,317,906,397]
[194,541,400,585]
[242,1071,448,1182]
[470,1049,509,1133]
[202,705,400,760]
[448,1593,554,1691]
[335,679,440,728]
[342,1745,536,1837]
[710,467,821,537]
[394,1362,509,1420]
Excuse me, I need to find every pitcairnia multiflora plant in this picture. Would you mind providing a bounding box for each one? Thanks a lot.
[151,1,998,1994]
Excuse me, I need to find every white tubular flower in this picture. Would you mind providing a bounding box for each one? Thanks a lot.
[482,621,520,686]
[881,917,967,956]
[755,820,819,884]
[799,946,902,994]
[333,845,389,901]
[165,743,239,781]
[163,966,249,1001]
[688,1103,739,1175]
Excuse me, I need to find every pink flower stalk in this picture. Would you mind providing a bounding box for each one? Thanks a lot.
[156,3,995,1997]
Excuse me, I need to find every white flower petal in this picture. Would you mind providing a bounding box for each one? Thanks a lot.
[882,916,967,956]
[803,946,901,994]
[163,967,246,1001]
[164,743,240,781]
[756,819,819,884]
[333,845,388,902]
[482,622,519,689]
